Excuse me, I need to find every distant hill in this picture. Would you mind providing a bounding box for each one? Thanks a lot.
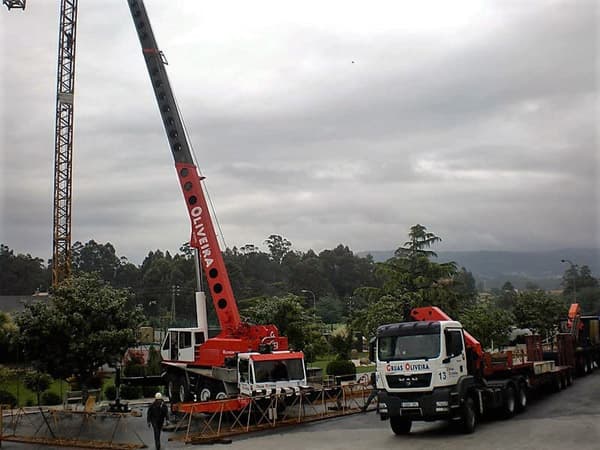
[358,248,600,291]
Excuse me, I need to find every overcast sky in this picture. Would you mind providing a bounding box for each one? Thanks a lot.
[1,0,598,264]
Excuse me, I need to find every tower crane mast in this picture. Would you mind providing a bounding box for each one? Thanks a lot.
[4,0,79,289]
[52,0,79,288]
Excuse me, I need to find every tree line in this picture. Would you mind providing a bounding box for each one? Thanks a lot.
[2,225,600,386]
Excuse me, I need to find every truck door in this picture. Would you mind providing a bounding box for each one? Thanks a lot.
[238,358,252,396]
[177,331,194,362]
[442,328,467,384]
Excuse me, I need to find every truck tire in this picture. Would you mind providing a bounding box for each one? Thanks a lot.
[516,382,527,412]
[566,371,573,387]
[502,385,516,419]
[390,416,412,435]
[167,376,179,403]
[179,379,190,403]
[199,387,211,402]
[460,397,477,434]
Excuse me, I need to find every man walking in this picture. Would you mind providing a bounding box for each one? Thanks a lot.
[147,392,169,450]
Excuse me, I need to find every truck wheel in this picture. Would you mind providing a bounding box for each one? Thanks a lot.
[167,377,179,403]
[199,387,212,402]
[502,385,516,419]
[516,383,527,412]
[552,374,562,392]
[215,392,228,400]
[460,397,477,434]
[179,381,189,403]
[566,371,573,386]
[390,416,412,435]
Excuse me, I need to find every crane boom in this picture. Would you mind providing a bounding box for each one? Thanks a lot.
[127,0,241,333]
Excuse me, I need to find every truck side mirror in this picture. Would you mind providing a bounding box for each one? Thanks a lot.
[368,338,375,363]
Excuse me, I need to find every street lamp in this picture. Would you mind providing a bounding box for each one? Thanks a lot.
[301,289,316,317]
[560,259,577,301]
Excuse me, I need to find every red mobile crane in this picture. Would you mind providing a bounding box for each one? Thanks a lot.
[126,0,306,407]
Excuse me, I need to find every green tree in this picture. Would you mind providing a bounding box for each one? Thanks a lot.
[264,235,292,264]
[23,371,52,406]
[375,225,464,317]
[459,300,515,349]
[395,224,442,258]
[497,281,518,310]
[16,274,143,390]
[513,290,567,338]
[242,295,326,359]
[352,294,410,339]
[0,311,18,363]
[0,244,50,294]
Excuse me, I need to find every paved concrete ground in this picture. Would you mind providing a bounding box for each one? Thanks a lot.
[3,371,599,450]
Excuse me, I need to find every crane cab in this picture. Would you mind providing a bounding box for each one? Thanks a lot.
[161,327,206,363]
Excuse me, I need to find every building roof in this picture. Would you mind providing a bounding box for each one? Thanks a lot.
[0,293,50,313]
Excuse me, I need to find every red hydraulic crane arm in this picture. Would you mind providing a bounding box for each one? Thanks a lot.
[127,0,241,333]
[411,306,484,359]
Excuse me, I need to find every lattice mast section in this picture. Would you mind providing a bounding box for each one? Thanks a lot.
[52,0,79,288]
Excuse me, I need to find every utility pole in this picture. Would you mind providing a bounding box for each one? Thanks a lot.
[560,259,577,301]
[301,289,316,318]
[171,285,180,323]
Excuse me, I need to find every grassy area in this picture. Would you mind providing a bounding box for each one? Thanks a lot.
[3,374,69,407]
[2,372,116,407]
[309,353,375,375]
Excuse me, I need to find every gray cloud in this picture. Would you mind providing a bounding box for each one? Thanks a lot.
[1,0,598,264]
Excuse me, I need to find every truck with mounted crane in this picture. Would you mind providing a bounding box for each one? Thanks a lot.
[548,302,600,375]
[125,0,307,412]
[372,306,575,435]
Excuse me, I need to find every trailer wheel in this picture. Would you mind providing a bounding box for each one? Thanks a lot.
[552,374,563,393]
[460,397,477,434]
[516,383,527,412]
[502,385,516,419]
[390,416,412,435]
[566,371,573,386]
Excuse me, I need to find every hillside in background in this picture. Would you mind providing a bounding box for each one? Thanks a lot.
[360,248,600,291]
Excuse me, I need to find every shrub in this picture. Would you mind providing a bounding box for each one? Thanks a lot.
[0,390,17,408]
[326,359,356,377]
[119,385,142,400]
[104,385,117,401]
[124,364,146,377]
[41,391,62,406]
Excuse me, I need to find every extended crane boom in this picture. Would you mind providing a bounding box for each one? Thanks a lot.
[127,0,241,333]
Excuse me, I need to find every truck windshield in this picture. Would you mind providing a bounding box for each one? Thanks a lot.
[378,333,441,361]
[253,359,304,383]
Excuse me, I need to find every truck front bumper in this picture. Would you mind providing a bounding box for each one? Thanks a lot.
[378,387,460,421]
